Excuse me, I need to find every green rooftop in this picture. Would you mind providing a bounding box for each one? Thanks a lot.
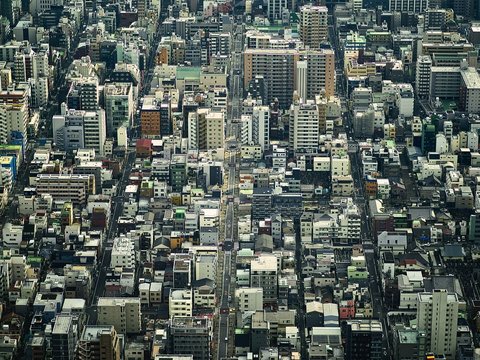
[176,67,201,80]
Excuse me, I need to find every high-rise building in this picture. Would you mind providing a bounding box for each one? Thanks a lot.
[51,315,77,360]
[244,48,334,109]
[299,5,328,49]
[289,99,320,151]
[301,49,335,100]
[66,78,100,111]
[104,82,134,137]
[169,316,212,360]
[76,325,121,360]
[416,290,459,358]
[240,105,270,151]
[140,96,172,138]
[244,48,298,109]
[295,60,308,102]
[453,0,474,19]
[424,8,454,31]
[389,0,429,13]
[250,254,278,303]
[187,108,224,150]
[52,105,106,155]
[97,297,142,335]
[416,55,432,99]
[0,82,30,147]
[344,320,383,360]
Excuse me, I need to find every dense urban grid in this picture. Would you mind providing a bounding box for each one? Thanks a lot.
[1,0,480,359]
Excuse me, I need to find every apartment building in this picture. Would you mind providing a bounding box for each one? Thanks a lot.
[169,289,193,318]
[97,297,142,334]
[187,108,224,150]
[51,315,77,360]
[416,290,460,358]
[250,255,278,303]
[235,288,264,313]
[76,325,121,360]
[169,316,212,360]
[244,48,298,109]
[111,237,136,268]
[66,77,100,111]
[289,99,319,151]
[35,174,95,206]
[299,5,328,49]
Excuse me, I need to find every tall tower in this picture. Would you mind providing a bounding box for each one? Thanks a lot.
[299,5,328,49]
[416,289,459,358]
[295,60,308,102]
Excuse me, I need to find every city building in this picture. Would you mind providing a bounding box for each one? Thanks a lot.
[169,317,212,360]
[299,5,328,49]
[97,297,142,334]
[416,290,460,358]
[76,325,121,360]
[344,320,383,360]
[250,255,278,303]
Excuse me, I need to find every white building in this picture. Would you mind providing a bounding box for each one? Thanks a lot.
[2,223,23,248]
[195,255,217,281]
[416,290,460,358]
[289,99,319,151]
[111,237,136,269]
[235,287,264,312]
[169,289,193,318]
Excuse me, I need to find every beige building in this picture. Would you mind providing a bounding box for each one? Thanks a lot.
[236,287,264,312]
[299,5,328,49]
[35,174,95,206]
[169,289,193,318]
[244,48,334,108]
[97,297,141,334]
[187,108,224,150]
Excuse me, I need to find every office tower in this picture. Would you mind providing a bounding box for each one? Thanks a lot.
[250,254,278,303]
[389,0,429,13]
[187,108,224,150]
[35,174,95,205]
[416,290,459,358]
[76,325,121,360]
[299,5,328,49]
[104,83,134,137]
[267,0,288,20]
[169,317,212,360]
[244,48,298,108]
[67,78,100,111]
[295,60,308,101]
[51,315,77,360]
[301,49,335,100]
[97,298,141,335]
[416,55,432,99]
[289,99,320,151]
[344,320,383,360]
[52,106,106,155]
